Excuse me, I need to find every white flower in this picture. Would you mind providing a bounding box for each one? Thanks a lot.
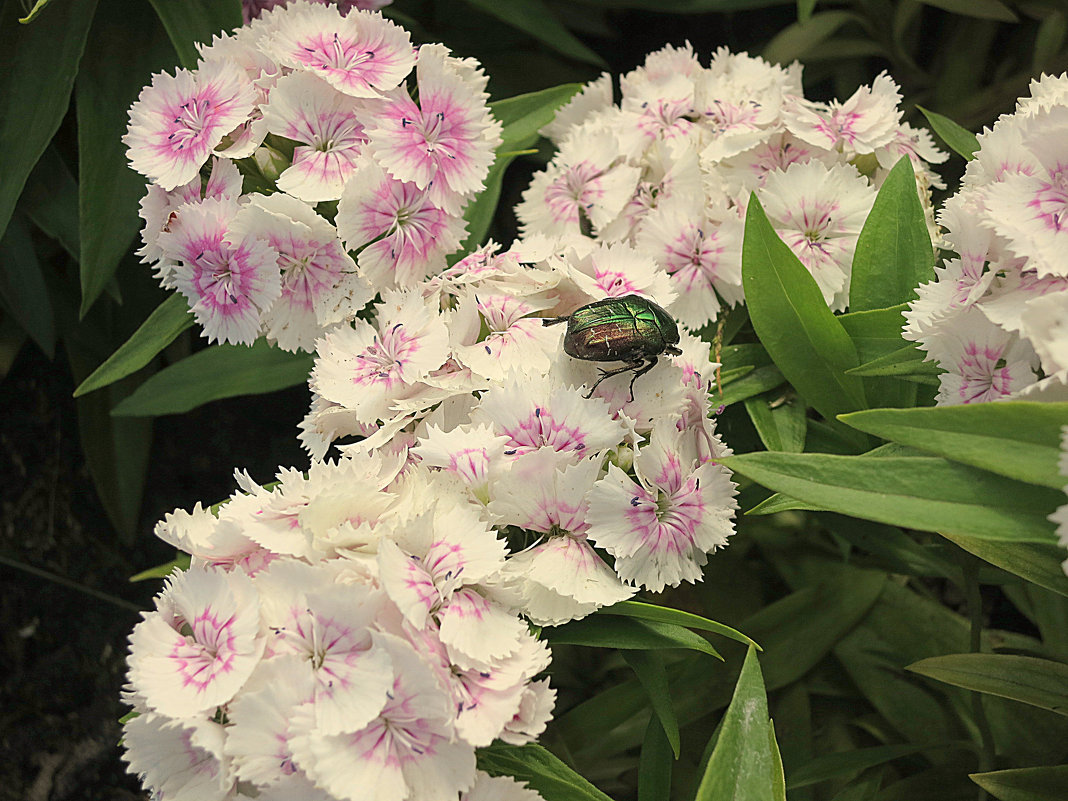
[122,714,233,801]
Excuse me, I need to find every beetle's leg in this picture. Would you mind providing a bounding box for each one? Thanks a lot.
[577,206,595,238]
[584,359,648,399]
[625,357,658,402]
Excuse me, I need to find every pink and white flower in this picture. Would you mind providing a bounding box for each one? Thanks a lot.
[586,420,738,592]
[336,157,466,287]
[127,566,265,718]
[261,71,369,202]
[125,60,257,191]
[158,197,281,345]
[122,714,233,801]
[262,4,414,98]
[360,44,501,214]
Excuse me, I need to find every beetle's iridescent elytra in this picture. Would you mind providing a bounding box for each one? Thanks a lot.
[543,294,682,400]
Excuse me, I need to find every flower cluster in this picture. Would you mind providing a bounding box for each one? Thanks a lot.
[904,73,1068,404]
[125,1,500,350]
[121,456,552,801]
[516,45,946,321]
[303,238,740,603]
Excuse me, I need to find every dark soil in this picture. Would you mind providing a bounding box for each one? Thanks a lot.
[0,342,308,801]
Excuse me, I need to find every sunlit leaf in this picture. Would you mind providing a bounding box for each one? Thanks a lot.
[476,744,615,801]
[742,194,866,420]
[916,106,979,160]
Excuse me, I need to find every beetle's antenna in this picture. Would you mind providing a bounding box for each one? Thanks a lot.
[542,316,569,327]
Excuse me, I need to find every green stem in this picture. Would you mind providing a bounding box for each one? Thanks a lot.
[959,554,995,801]
[0,553,142,613]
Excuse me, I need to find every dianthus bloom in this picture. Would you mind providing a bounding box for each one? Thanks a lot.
[517,45,945,318]
[126,1,500,348]
[904,73,1068,404]
[303,238,740,607]
[123,456,554,801]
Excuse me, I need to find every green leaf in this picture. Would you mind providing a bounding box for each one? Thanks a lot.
[970,765,1068,801]
[742,194,867,420]
[1034,11,1067,74]
[111,339,313,417]
[543,615,722,658]
[762,11,854,65]
[17,0,55,23]
[695,647,779,801]
[740,568,886,691]
[721,452,1063,543]
[461,0,605,66]
[837,303,911,363]
[67,331,153,541]
[745,393,806,452]
[147,0,241,69]
[907,654,1068,716]
[846,344,941,378]
[822,516,965,580]
[600,600,761,649]
[623,650,680,757]
[20,146,79,259]
[74,293,193,397]
[915,0,1016,21]
[476,743,615,801]
[129,554,189,582]
[0,0,97,243]
[714,364,786,408]
[492,83,584,149]
[916,106,979,160]
[638,715,674,801]
[77,2,176,316]
[838,402,1068,489]
[850,157,933,312]
[788,743,963,790]
[0,214,55,357]
[746,493,825,515]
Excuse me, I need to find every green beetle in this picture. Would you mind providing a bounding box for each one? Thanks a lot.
[543,294,682,400]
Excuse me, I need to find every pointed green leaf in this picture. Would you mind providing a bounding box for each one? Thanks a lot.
[77,2,176,315]
[130,554,189,582]
[846,344,941,378]
[970,765,1068,801]
[492,83,584,149]
[908,654,1068,716]
[714,364,786,408]
[623,650,680,758]
[788,743,965,790]
[0,214,55,357]
[17,0,56,23]
[741,569,886,691]
[147,0,241,68]
[916,106,979,160]
[20,146,79,259]
[461,0,605,66]
[746,493,825,515]
[476,743,615,801]
[0,0,97,243]
[638,715,674,801]
[543,615,722,658]
[943,533,1068,598]
[850,157,933,311]
[111,339,313,417]
[720,452,1062,542]
[837,303,911,363]
[742,194,866,420]
[74,293,193,397]
[838,402,1068,489]
[695,647,778,801]
[600,600,761,649]
[745,393,806,452]
[915,0,1016,21]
